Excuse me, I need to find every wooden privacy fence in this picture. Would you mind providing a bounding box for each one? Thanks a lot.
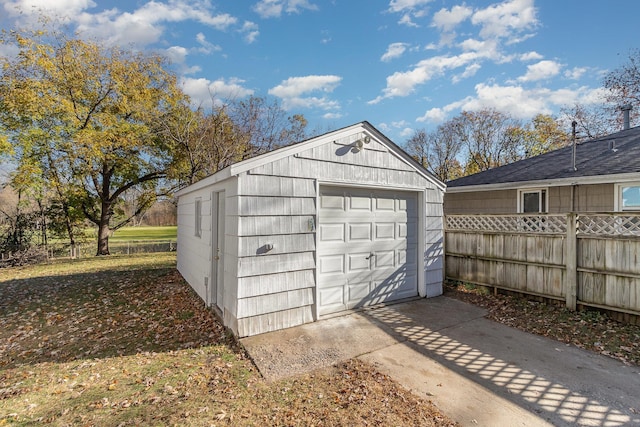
[445,213,640,320]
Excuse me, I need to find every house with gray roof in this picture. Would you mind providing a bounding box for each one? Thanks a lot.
[445,125,640,214]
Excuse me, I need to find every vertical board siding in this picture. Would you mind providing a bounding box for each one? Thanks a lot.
[446,215,640,318]
[445,231,566,298]
[577,237,640,312]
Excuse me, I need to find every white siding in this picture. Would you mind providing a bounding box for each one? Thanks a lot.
[232,131,444,336]
[424,189,444,297]
[178,123,445,337]
[176,177,239,325]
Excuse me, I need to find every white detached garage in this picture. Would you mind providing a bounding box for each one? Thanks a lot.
[176,122,445,337]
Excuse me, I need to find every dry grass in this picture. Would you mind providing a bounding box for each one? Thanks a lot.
[0,254,456,426]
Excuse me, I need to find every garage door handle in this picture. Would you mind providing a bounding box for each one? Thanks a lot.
[365,253,375,259]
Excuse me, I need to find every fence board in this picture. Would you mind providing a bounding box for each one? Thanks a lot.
[446,213,640,320]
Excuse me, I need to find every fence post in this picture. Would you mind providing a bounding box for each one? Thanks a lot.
[565,212,577,311]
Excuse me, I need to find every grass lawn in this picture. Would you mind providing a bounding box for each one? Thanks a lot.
[109,226,177,241]
[0,254,455,426]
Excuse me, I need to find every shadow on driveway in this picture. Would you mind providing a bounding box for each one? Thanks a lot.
[242,297,640,427]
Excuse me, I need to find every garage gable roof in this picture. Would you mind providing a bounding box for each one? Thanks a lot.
[447,125,640,192]
[177,121,445,196]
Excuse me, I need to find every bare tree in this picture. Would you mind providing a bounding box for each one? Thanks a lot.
[452,108,525,174]
[559,103,617,140]
[604,49,640,127]
[405,122,463,182]
[164,95,309,187]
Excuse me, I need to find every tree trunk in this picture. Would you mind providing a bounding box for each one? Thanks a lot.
[96,201,111,255]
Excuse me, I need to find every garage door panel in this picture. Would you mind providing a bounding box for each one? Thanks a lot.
[374,250,395,268]
[318,187,419,316]
[319,287,346,314]
[319,223,345,242]
[318,254,344,274]
[349,195,371,210]
[348,223,371,241]
[348,252,370,271]
[398,248,419,265]
[375,223,395,240]
[348,282,371,305]
[320,194,345,210]
[375,196,395,211]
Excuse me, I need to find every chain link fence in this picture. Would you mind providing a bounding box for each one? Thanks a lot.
[1,240,177,263]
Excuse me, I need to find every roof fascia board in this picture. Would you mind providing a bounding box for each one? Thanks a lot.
[447,172,640,193]
[174,167,232,197]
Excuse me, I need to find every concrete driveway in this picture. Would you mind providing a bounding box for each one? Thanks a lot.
[241,297,640,427]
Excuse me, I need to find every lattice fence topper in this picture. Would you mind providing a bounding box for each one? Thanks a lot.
[578,214,640,236]
[446,214,567,234]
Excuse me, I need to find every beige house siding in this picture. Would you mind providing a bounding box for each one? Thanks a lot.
[444,189,516,214]
[571,183,614,212]
[445,183,615,214]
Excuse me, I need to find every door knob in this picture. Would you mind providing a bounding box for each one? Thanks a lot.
[365,253,374,260]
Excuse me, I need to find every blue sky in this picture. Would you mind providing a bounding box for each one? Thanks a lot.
[1,0,639,143]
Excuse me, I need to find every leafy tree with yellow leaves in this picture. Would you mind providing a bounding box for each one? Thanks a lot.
[0,29,186,255]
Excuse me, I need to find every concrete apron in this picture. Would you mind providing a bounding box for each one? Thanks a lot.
[240,297,640,427]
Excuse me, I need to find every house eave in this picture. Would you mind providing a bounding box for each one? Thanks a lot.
[446,172,640,193]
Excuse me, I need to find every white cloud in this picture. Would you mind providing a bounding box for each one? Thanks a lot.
[381,43,410,62]
[323,112,343,120]
[74,1,237,47]
[269,75,341,98]
[369,50,492,103]
[253,0,318,18]
[3,0,95,18]
[268,75,342,111]
[417,83,607,124]
[392,120,410,128]
[452,63,481,83]
[564,66,587,80]
[166,45,189,64]
[195,33,221,54]
[0,42,20,60]
[388,0,432,13]
[399,127,414,138]
[388,0,433,27]
[458,38,499,56]
[181,77,254,108]
[241,21,260,43]
[520,51,543,61]
[373,0,541,104]
[417,107,447,123]
[398,14,419,27]
[432,5,472,32]
[471,0,537,41]
[517,59,561,82]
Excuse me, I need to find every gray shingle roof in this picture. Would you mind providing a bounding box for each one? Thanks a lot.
[447,125,640,188]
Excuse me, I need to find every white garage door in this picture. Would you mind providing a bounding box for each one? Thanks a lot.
[317,187,419,316]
